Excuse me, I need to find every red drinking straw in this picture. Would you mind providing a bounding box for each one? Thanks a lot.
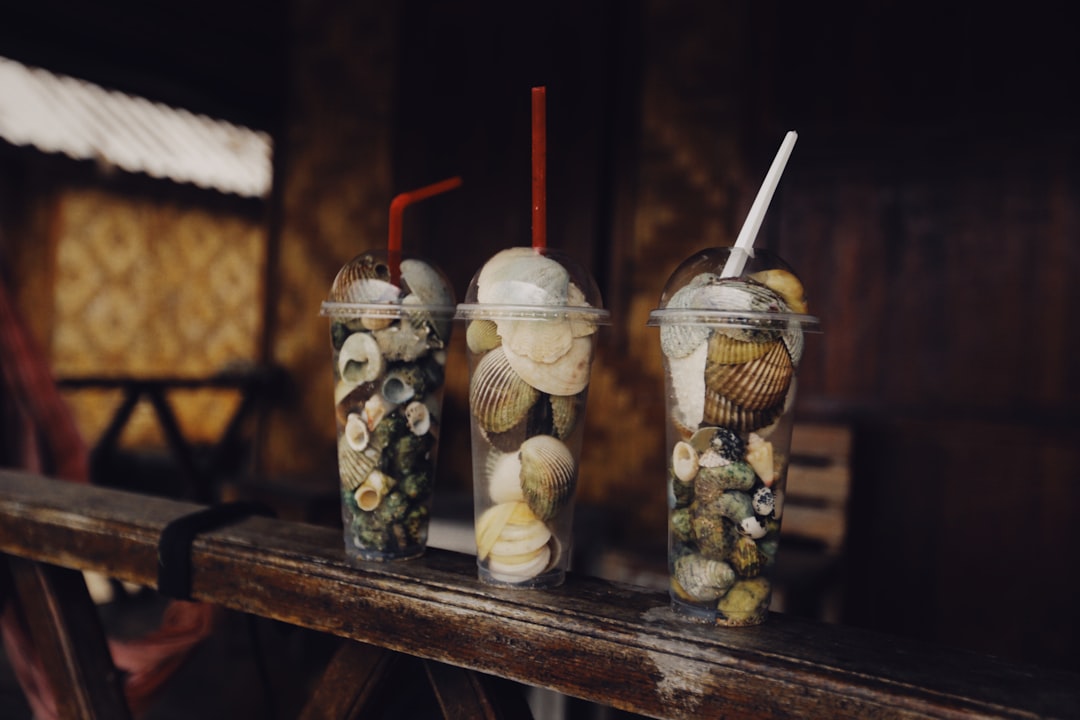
[388,175,463,284]
[531,86,547,250]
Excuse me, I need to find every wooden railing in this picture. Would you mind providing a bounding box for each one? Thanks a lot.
[1,470,1077,719]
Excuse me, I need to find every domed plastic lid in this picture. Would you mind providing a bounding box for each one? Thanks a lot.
[647,247,820,332]
[320,250,456,321]
[455,246,611,324]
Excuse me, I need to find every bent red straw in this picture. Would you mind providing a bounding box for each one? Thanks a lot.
[388,175,463,283]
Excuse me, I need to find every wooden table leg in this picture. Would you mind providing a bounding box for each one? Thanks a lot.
[298,640,403,720]
[5,556,132,720]
[424,659,534,720]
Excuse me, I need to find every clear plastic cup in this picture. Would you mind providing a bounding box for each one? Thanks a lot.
[647,247,820,625]
[456,247,611,587]
[321,250,456,562]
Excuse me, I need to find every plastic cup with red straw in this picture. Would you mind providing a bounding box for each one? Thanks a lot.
[321,177,462,563]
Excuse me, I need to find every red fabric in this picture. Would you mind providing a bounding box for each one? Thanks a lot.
[1,276,217,718]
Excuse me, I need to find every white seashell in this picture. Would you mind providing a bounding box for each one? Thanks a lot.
[659,273,720,358]
[739,516,769,539]
[486,451,525,504]
[665,342,707,430]
[381,370,417,404]
[362,393,396,431]
[372,323,432,362]
[752,486,775,516]
[476,248,569,306]
[671,441,699,482]
[404,401,431,436]
[487,544,552,583]
[344,413,369,452]
[503,335,593,396]
[338,332,385,384]
[490,521,551,557]
[497,317,574,364]
[567,282,597,338]
[360,315,394,331]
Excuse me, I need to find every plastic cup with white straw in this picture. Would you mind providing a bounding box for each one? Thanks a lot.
[647,131,821,626]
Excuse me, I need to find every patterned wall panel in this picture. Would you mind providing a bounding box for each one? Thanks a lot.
[51,188,265,447]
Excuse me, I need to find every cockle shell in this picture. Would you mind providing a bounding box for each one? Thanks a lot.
[519,435,576,521]
[671,441,699,483]
[466,319,502,354]
[549,393,581,440]
[469,346,540,434]
[503,334,593,396]
[329,254,399,305]
[672,553,736,602]
[704,340,793,412]
[706,332,773,365]
[702,389,784,433]
[338,332,385,384]
[749,268,807,314]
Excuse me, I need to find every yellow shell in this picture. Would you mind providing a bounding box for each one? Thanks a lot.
[702,389,784,434]
[519,435,577,521]
[704,341,793,411]
[749,269,807,314]
[705,332,773,365]
[466,319,502,354]
[469,346,540,434]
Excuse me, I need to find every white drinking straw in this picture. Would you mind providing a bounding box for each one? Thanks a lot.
[721,130,799,278]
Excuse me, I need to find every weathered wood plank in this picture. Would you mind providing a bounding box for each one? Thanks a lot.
[1,471,1077,720]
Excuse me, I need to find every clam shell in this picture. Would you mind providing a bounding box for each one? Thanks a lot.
[476,248,569,306]
[504,335,593,396]
[466,319,502,354]
[706,332,773,365]
[475,500,537,561]
[702,389,784,433]
[469,346,540,434]
[498,317,574,364]
[338,332,385,384]
[519,435,576,521]
[672,553,736,603]
[705,340,793,411]
[486,450,525,504]
[567,282,598,338]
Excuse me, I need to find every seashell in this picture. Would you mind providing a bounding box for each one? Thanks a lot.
[498,317,574,364]
[702,389,784,434]
[548,393,581,440]
[691,426,746,463]
[746,433,776,486]
[729,534,765,578]
[329,254,399,304]
[658,273,720,358]
[404,400,431,436]
[475,501,519,561]
[480,420,529,454]
[714,491,755,525]
[487,543,552,583]
[502,335,593,396]
[689,504,733,558]
[337,436,381,491]
[372,323,433,363]
[381,365,426,404]
[694,462,757,503]
[362,393,397,431]
[466,319,502,354]
[338,332,385,384]
[400,258,454,342]
[705,332,773,365]
[490,517,552,557]
[469,346,540,434]
[671,441,699,483]
[486,450,525,504]
[670,507,694,542]
[716,577,771,625]
[752,486,775,516]
[360,314,394,331]
[519,435,576,521]
[567,282,598,338]
[672,553,736,603]
[354,469,393,512]
[749,268,808,314]
[476,248,570,306]
[666,343,708,430]
[401,294,448,349]
[705,340,792,412]
[739,516,768,539]
[344,412,369,452]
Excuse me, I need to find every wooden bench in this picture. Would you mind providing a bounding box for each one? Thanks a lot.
[1,470,1078,719]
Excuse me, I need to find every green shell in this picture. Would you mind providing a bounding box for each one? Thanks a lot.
[670,507,694,543]
[672,553,736,603]
[716,577,772,626]
[728,534,764,578]
[690,502,734,558]
[694,461,757,505]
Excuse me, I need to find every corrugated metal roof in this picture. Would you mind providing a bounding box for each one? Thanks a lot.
[0,55,272,199]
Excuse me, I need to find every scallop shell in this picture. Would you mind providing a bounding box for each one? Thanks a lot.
[503,335,593,396]
[706,332,774,365]
[498,317,574,364]
[702,389,784,433]
[672,553,736,603]
[705,340,793,411]
[469,346,540,434]
[338,332,385,384]
[466,319,502,354]
[519,435,576,521]
[337,436,381,491]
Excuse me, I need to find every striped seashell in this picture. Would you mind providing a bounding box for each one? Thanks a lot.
[672,553,736,603]
[549,393,581,440]
[469,346,540,435]
[466,319,502,354]
[702,389,784,434]
[705,332,774,365]
[519,435,577,521]
[328,254,399,305]
[705,340,793,411]
[337,436,382,492]
[749,268,807,314]
[659,273,721,358]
